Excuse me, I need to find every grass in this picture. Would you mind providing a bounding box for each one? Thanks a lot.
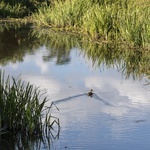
[0,70,60,136]
[32,0,150,48]
[0,0,149,48]
[0,0,50,18]
[0,1,26,18]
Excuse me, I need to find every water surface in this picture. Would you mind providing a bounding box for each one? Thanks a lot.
[0,25,150,150]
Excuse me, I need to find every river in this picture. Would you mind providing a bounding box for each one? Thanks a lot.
[0,23,150,150]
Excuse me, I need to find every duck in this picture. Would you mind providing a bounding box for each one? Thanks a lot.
[87,89,94,97]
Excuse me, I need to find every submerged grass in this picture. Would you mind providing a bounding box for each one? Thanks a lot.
[0,70,60,136]
[33,0,150,48]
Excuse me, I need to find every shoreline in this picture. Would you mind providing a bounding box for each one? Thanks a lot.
[0,18,149,51]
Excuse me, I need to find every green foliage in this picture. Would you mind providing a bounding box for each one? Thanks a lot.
[0,70,59,135]
[0,0,50,17]
[33,0,150,48]
[0,0,149,48]
[0,1,26,18]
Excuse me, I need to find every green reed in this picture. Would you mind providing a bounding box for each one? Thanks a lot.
[0,1,26,18]
[0,70,59,135]
[0,0,50,18]
[33,0,150,48]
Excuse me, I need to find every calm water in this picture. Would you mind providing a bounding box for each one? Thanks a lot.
[0,25,150,150]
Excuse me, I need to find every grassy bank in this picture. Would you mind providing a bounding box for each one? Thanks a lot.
[0,0,150,48]
[32,0,150,48]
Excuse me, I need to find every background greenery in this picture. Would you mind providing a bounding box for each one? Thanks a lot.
[33,0,150,48]
[0,0,51,17]
[0,0,150,48]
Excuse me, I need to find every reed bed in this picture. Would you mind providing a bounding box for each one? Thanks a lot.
[0,1,26,17]
[0,0,50,17]
[0,70,60,136]
[33,0,150,48]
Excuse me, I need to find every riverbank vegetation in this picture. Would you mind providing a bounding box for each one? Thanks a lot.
[0,70,60,136]
[0,0,50,17]
[0,0,150,49]
[33,0,150,48]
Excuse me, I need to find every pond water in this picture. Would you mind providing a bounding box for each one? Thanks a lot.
[0,24,150,150]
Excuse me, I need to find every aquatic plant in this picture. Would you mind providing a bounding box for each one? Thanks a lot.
[0,70,60,136]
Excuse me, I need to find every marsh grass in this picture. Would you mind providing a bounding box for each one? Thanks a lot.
[33,0,150,48]
[0,70,60,136]
[0,0,50,18]
[0,1,26,18]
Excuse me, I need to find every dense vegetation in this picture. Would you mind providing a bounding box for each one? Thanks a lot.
[0,0,51,17]
[0,0,150,48]
[0,70,60,138]
[33,0,150,48]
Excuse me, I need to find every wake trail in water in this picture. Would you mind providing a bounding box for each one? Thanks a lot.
[52,92,140,112]
[53,93,87,104]
[92,93,115,106]
[53,92,115,107]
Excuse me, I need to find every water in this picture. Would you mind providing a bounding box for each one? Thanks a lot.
[0,25,150,150]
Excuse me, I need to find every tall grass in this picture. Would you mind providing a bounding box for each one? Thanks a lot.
[0,1,26,18]
[0,70,59,136]
[117,1,150,47]
[33,0,150,48]
[0,0,50,18]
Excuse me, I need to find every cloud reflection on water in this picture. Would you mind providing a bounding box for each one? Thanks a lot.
[1,46,150,150]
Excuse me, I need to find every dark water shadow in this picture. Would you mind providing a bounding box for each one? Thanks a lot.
[0,132,54,150]
[0,124,60,150]
[134,119,146,123]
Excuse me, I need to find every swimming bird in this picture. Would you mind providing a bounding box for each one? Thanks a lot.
[87,89,94,97]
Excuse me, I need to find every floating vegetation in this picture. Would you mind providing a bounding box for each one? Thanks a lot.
[0,70,60,138]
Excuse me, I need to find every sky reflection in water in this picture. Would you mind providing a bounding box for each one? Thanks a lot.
[1,45,150,150]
